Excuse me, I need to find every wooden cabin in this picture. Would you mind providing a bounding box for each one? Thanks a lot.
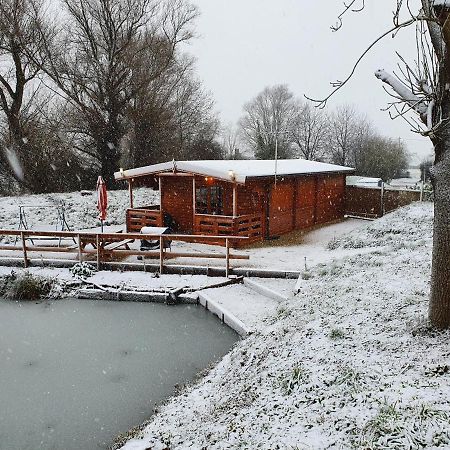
[114,159,354,245]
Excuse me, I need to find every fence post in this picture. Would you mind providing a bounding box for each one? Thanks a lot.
[420,181,424,202]
[159,236,164,274]
[225,238,230,278]
[96,234,101,270]
[77,234,82,262]
[21,231,28,268]
[380,182,385,217]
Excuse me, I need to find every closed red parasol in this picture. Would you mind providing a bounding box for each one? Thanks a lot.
[96,176,108,231]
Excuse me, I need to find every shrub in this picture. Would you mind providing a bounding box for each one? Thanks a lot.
[6,272,53,300]
[329,328,346,340]
[70,262,97,278]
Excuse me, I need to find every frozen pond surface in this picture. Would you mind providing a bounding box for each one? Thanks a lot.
[0,299,238,450]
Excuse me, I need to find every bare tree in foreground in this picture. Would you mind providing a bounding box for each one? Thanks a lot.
[311,0,450,328]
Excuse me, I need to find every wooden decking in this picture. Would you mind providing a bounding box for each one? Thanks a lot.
[126,207,263,245]
[126,206,162,232]
[194,214,263,244]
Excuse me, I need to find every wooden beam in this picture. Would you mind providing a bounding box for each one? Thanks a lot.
[158,173,193,177]
[77,234,83,262]
[225,238,230,277]
[20,232,28,268]
[96,234,101,270]
[232,183,238,218]
[158,176,162,212]
[192,177,196,231]
[128,179,134,208]
[159,236,164,274]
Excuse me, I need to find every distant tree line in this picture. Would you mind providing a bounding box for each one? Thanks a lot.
[0,3,411,195]
[0,0,223,193]
[238,85,410,182]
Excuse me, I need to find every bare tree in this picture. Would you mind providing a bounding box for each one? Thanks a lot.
[311,1,450,327]
[0,0,49,189]
[35,0,198,187]
[221,123,240,159]
[239,84,296,159]
[327,104,370,166]
[290,100,328,161]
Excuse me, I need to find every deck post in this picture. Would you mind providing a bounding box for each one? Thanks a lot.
[225,238,230,277]
[158,175,162,205]
[192,177,196,233]
[128,179,134,208]
[21,231,28,268]
[232,183,238,218]
[96,234,101,270]
[77,233,82,262]
[159,236,164,274]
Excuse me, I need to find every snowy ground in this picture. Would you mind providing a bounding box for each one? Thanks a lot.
[1,190,445,449]
[114,202,450,450]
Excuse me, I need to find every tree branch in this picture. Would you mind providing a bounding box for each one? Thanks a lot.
[306,18,416,108]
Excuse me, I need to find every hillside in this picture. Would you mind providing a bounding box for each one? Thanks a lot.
[117,202,450,450]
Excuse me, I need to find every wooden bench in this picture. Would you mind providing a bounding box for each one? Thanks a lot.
[103,238,134,251]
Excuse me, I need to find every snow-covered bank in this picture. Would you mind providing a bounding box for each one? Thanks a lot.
[117,202,450,450]
[0,188,157,232]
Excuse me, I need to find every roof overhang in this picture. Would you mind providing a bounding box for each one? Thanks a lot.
[115,160,246,184]
[114,160,355,185]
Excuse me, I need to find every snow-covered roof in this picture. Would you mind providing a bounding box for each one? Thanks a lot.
[115,159,354,184]
[433,1,450,7]
[347,176,383,187]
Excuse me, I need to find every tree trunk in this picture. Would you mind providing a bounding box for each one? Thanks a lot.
[100,142,120,189]
[429,143,450,327]
[93,113,123,189]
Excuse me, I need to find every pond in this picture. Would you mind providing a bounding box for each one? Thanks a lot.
[0,299,238,450]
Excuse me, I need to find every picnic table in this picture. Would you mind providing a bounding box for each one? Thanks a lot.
[77,226,134,251]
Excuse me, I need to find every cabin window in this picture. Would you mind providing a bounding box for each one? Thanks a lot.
[196,186,223,215]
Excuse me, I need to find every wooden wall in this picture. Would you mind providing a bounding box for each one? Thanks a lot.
[266,174,346,237]
[159,172,347,238]
[295,177,316,229]
[315,174,346,225]
[346,186,422,218]
[160,177,193,233]
[269,179,295,236]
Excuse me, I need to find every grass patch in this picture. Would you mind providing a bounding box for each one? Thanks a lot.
[280,364,309,395]
[329,328,346,340]
[6,272,53,301]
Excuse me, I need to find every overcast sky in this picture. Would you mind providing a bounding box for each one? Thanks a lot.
[185,0,432,165]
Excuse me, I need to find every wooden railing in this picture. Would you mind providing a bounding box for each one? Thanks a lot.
[126,206,162,232]
[235,214,263,240]
[0,230,249,277]
[194,214,263,244]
